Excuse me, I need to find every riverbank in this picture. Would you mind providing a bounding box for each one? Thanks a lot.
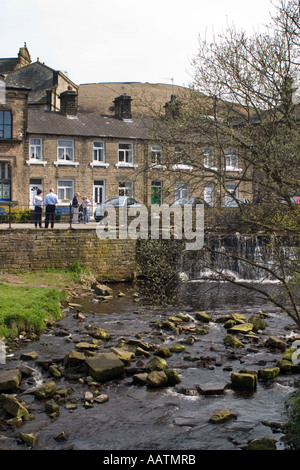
[0,276,300,450]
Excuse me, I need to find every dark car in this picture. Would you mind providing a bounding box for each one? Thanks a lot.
[94,196,142,221]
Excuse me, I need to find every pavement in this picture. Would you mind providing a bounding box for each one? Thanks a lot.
[0,222,99,230]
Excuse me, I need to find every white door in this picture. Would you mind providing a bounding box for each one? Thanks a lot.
[93,180,105,215]
[204,183,214,206]
[29,179,43,209]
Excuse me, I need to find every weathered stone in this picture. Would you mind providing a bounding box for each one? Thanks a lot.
[209,409,237,424]
[146,371,168,388]
[94,394,109,403]
[110,347,134,363]
[75,342,99,351]
[231,372,257,391]
[123,339,150,351]
[64,350,86,367]
[20,351,38,360]
[197,382,228,396]
[0,394,28,418]
[49,364,62,378]
[135,347,151,357]
[246,438,276,450]
[154,346,173,358]
[228,323,253,334]
[132,373,149,385]
[19,432,38,447]
[93,328,111,340]
[264,336,287,350]
[94,284,113,296]
[0,369,22,392]
[195,311,212,323]
[164,369,181,386]
[45,398,60,415]
[224,335,244,348]
[54,431,68,442]
[169,344,186,353]
[231,313,247,323]
[258,367,280,380]
[145,356,168,372]
[248,314,267,331]
[35,381,57,399]
[85,352,125,381]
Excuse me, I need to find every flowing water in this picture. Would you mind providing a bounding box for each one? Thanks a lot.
[1,278,299,451]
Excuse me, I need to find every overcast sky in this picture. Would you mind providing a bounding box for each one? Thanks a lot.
[2,0,276,87]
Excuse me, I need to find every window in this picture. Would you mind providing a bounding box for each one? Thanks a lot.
[204,182,215,206]
[58,179,74,201]
[93,141,105,163]
[151,181,162,204]
[30,139,42,160]
[119,181,133,197]
[0,162,11,201]
[204,147,214,168]
[225,183,238,204]
[118,143,133,164]
[57,140,74,161]
[174,182,188,201]
[151,145,162,165]
[225,149,238,170]
[0,111,12,139]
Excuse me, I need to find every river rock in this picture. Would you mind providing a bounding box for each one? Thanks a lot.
[228,323,254,334]
[264,336,287,350]
[110,347,134,363]
[195,311,212,323]
[45,398,60,416]
[164,369,181,386]
[93,328,111,340]
[35,381,57,399]
[248,314,267,332]
[20,351,38,360]
[85,352,125,381]
[94,394,109,404]
[19,432,38,447]
[223,335,244,348]
[132,373,149,385]
[75,342,99,351]
[197,382,229,395]
[231,372,257,391]
[169,344,186,353]
[0,394,28,418]
[64,350,86,367]
[154,346,173,358]
[258,367,280,380]
[0,369,22,392]
[146,370,168,388]
[246,438,276,450]
[146,356,168,371]
[209,408,237,424]
[93,283,113,296]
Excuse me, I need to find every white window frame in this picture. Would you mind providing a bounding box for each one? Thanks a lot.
[174,182,189,201]
[116,142,137,168]
[204,147,216,169]
[225,183,239,204]
[57,179,74,202]
[27,138,47,166]
[90,141,109,168]
[225,149,241,172]
[54,139,79,167]
[118,181,134,197]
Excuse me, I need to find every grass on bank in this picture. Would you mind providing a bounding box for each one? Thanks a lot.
[0,263,90,340]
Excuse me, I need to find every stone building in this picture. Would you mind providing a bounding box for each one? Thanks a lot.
[0,45,253,213]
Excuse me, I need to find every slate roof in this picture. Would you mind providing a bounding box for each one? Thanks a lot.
[0,58,19,74]
[28,108,156,140]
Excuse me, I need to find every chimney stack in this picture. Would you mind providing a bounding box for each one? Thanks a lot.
[60,90,77,116]
[114,94,132,120]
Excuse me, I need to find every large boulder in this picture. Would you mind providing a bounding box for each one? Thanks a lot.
[231,372,257,391]
[85,352,125,381]
[0,369,22,392]
[34,381,57,399]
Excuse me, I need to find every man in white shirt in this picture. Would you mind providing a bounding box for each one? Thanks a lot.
[44,188,58,228]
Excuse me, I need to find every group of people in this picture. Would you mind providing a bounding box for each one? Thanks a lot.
[33,189,91,228]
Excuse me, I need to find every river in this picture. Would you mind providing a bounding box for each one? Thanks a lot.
[0,278,299,452]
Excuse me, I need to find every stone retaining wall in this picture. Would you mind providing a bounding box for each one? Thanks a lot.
[0,229,137,281]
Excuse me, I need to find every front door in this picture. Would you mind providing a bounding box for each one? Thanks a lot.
[151,181,162,204]
[29,179,43,209]
[93,180,105,214]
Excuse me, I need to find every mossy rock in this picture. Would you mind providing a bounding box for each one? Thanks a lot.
[231,372,257,391]
[209,408,237,424]
[146,371,168,388]
[169,344,186,353]
[246,438,276,450]
[35,381,57,399]
[231,313,246,323]
[154,346,173,358]
[248,314,267,332]
[195,312,212,323]
[264,336,287,350]
[93,328,111,340]
[224,335,244,348]
[146,356,168,371]
[228,323,253,334]
[164,368,181,386]
[19,432,38,447]
[258,367,280,380]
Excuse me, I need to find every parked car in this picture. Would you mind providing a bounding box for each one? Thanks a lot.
[171,197,210,207]
[94,196,142,221]
[222,198,250,207]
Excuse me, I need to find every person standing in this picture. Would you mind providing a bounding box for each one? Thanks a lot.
[72,192,80,223]
[44,188,58,228]
[82,195,91,224]
[33,189,43,228]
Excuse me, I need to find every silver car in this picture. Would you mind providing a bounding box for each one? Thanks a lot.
[94,196,142,221]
